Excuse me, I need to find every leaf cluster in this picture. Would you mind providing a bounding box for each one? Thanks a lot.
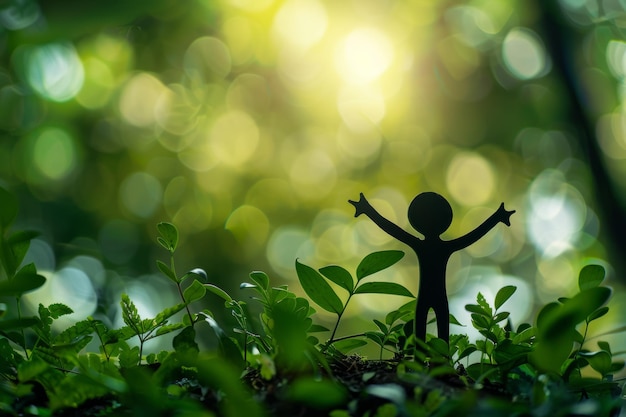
[0,186,625,417]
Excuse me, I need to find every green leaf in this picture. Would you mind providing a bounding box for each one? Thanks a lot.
[296,259,343,314]
[465,304,490,317]
[512,326,535,344]
[55,319,95,345]
[578,265,605,291]
[332,338,367,353]
[48,303,73,318]
[173,326,199,362]
[109,326,136,342]
[204,283,233,302]
[156,260,178,283]
[183,279,206,303]
[309,324,330,333]
[493,339,531,370]
[17,356,49,381]
[157,222,178,252]
[199,311,243,366]
[476,293,491,315]
[427,337,449,357]
[457,346,477,361]
[580,350,612,377]
[356,250,404,280]
[598,341,611,353]
[493,311,510,323]
[319,265,354,293]
[546,287,612,334]
[535,302,560,331]
[587,306,609,323]
[6,230,39,275]
[121,294,142,333]
[249,271,269,290]
[0,186,18,229]
[494,285,517,310]
[373,319,388,334]
[354,282,414,297]
[470,314,491,330]
[0,275,46,297]
[153,302,186,325]
[0,264,46,297]
[0,317,39,331]
[531,287,612,374]
[118,342,140,368]
[449,313,464,326]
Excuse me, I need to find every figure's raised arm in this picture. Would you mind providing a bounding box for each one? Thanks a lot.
[449,202,515,251]
[349,193,419,247]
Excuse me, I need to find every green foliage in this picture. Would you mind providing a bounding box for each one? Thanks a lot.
[295,250,413,352]
[0,190,623,417]
[0,186,46,360]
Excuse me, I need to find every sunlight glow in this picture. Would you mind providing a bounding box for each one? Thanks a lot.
[23,268,97,331]
[606,40,626,79]
[33,128,78,181]
[184,36,232,80]
[446,152,495,206]
[24,43,84,102]
[273,0,328,49]
[119,73,167,127]
[228,0,274,12]
[267,226,313,277]
[337,85,386,132]
[337,126,382,163]
[536,256,576,302]
[289,149,337,199]
[526,170,586,257]
[335,27,394,84]
[226,205,270,247]
[76,57,115,109]
[209,110,260,167]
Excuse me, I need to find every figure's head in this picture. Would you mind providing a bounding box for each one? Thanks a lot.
[408,192,453,237]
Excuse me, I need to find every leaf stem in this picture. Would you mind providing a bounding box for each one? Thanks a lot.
[171,251,195,328]
[573,321,590,379]
[15,296,29,359]
[329,294,353,343]
[328,332,366,344]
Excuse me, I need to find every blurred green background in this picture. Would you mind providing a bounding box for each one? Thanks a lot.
[1,0,626,355]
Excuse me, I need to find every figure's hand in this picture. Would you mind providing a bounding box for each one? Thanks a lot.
[348,192,371,217]
[496,202,515,226]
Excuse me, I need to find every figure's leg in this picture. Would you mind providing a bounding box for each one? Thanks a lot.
[433,299,450,345]
[414,298,429,342]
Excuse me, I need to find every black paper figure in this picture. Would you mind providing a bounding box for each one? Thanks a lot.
[349,192,515,345]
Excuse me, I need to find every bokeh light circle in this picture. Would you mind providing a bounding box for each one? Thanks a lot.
[526,170,587,258]
[209,110,260,167]
[32,127,79,182]
[446,152,495,206]
[22,43,84,102]
[502,27,548,80]
[119,73,166,127]
[119,172,163,219]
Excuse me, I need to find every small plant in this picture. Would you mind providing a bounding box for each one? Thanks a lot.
[0,185,625,416]
[295,251,413,351]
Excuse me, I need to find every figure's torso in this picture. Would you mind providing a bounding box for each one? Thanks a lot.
[411,238,453,299]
